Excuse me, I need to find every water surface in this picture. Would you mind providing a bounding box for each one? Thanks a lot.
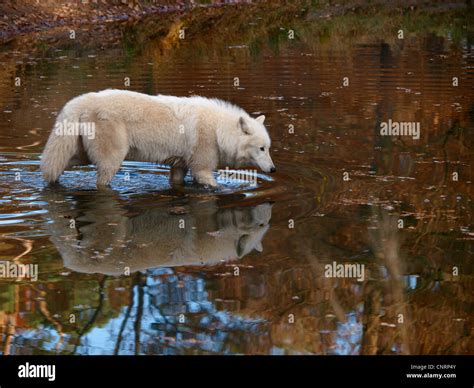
[0,5,472,355]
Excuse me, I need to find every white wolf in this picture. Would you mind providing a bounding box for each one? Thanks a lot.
[40,89,276,188]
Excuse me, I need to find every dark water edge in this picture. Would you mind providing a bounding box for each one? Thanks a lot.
[0,2,472,355]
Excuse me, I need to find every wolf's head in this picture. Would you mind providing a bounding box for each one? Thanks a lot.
[217,202,273,258]
[235,115,276,173]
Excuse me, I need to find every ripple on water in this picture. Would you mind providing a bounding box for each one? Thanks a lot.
[0,156,270,194]
[0,156,277,235]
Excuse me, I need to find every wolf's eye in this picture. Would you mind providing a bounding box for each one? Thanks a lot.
[260,147,265,151]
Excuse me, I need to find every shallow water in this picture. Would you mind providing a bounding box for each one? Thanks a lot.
[0,6,472,354]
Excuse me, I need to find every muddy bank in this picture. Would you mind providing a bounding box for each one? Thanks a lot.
[1,0,471,65]
[1,0,471,47]
[0,0,250,45]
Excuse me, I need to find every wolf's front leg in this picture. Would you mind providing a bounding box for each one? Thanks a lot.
[170,166,188,185]
[193,170,218,188]
[189,147,218,188]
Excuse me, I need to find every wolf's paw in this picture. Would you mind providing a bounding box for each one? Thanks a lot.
[194,173,218,188]
[201,183,219,191]
[199,180,218,189]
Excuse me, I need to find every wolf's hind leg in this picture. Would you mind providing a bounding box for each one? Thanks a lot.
[82,118,128,189]
[68,136,90,167]
[95,162,124,189]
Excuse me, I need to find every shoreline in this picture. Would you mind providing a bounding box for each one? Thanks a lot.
[0,1,245,45]
[1,1,470,47]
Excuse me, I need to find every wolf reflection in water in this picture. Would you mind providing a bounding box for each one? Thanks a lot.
[42,189,272,275]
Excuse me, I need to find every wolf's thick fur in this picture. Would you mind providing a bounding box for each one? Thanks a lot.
[41,89,275,188]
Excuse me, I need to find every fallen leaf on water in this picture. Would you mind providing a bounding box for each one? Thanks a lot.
[207,231,223,237]
[168,206,187,215]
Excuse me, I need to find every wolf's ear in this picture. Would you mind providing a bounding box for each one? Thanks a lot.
[236,234,250,257]
[238,117,251,135]
[255,115,265,124]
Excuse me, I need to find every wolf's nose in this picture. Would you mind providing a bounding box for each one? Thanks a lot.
[270,167,276,173]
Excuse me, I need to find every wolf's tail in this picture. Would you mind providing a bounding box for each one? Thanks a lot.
[40,106,80,183]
